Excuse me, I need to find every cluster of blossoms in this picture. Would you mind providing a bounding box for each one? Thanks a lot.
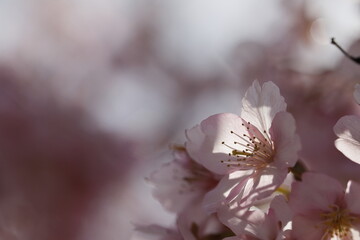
[138,81,360,240]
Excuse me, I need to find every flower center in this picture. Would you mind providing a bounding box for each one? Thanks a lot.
[220,120,275,170]
[319,204,357,239]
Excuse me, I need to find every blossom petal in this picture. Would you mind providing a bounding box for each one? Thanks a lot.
[235,166,288,209]
[334,115,360,164]
[185,124,206,166]
[204,165,287,214]
[241,81,287,132]
[186,113,249,175]
[218,195,291,240]
[269,195,292,227]
[177,199,219,240]
[269,112,301,169]
[148,158,201,213]
[345,180,360,215]
[203,170,254,213]
[241,196,292,240]
[291,215,324,240]
[350,227,360,240]
[289,172,343,215]
[218,204,265,237]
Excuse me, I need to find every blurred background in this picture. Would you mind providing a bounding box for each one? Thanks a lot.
[0,0,360,239]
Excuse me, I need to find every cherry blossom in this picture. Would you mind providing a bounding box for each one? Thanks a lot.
[186,81,301,212]
[334,85,360,165]
[147,146,219,213]
[219,195,292,240]
[144,146,233,239]
[289,172,360,240]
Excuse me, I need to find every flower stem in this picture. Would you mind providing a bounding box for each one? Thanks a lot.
[331,38,360,64]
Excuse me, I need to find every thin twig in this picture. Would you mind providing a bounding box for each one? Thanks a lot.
[331,38,360,64]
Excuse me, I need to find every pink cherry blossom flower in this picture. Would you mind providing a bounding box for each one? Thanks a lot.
[186,81,301,212]
[219,195,292,240]
[147,146,219,213]
[334,85,360,165]
[289,172,360,240]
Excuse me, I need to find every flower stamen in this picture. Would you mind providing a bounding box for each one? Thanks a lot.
[220,121,275,170]
[319,204,358,239]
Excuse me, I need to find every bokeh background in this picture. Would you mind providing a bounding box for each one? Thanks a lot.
[1,0,360,239]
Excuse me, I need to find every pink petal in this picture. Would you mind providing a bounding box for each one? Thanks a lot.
[177,200,205,240]
[148,159,202,213]
[258,209,279,240]
[350,226,360,239]
[269,195,292,227]
[186,113,249,175]
[177,199,225,240]
[202,170,254,213]
[354,83,360,105]
[334,115,360,164]
[345,180,360,215]
[247,197,293,240]
[244,196,292,240]
[244,212,273,239]
[289,172,343,215]
[269,112,301,169]
[236,166,288,209]
[218,204,265,236]
[241,81,287,133]
[185,124,206,166]
[203,165,287,214]
[219,196,290,240]
[291,215,324,240]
